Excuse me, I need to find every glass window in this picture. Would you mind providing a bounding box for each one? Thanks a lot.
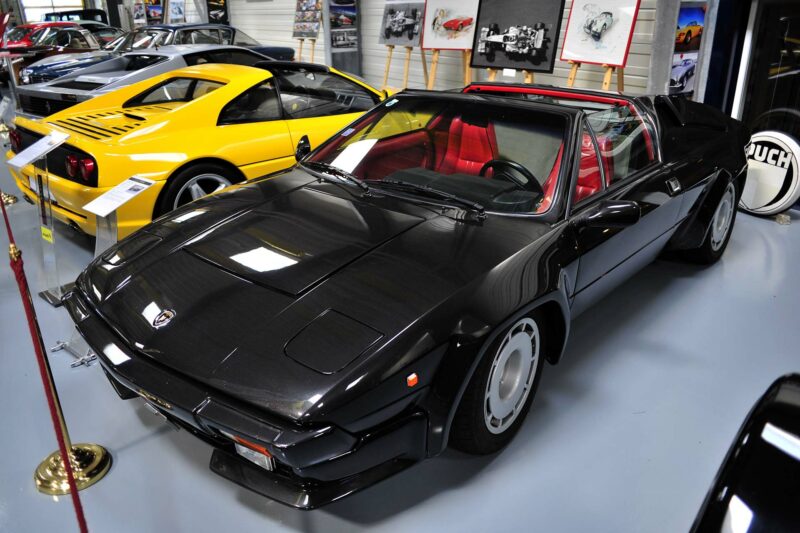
[232,29,260,46]
[219,27,234,44]
[176,28,222,44]
[573,124,605,204]
[272,68,379,119]
[6,27,30,41]
[184,49,265,67]
[125,78,224,107]
[587,106,655,184]
[306,97,568,215]
[218,81,281,124]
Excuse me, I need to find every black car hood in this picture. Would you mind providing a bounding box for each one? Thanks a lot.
[80,172,554,423]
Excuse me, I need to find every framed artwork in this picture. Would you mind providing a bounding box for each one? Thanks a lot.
[378,1,425,47]
[167,0,185,23]
[422,0,480,50]
[560,0,642,67]
[293,0,321,38]
[670,2,707,96]
[470,0,566,72]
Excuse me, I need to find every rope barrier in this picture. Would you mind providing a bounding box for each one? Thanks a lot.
[0,190,89,533]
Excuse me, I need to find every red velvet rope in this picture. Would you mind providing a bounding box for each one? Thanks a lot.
[0,195,89,533]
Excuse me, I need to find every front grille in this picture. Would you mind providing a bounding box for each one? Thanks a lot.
[14,127,99,187]
[19,94,77,117]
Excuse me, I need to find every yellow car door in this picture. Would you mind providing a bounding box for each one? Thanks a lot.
[216,79,297,180]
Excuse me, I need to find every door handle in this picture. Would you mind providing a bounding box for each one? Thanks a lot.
[666,177,682,196]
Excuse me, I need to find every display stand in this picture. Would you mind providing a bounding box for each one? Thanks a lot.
[298,38,304,61]
[487,68,498,81]
[601,64,625,92]
[425,49,472,90]
[6,131,71,306]
[382,45,394,89]
[402,46,413,88]
[523,70,534,84]
[420,48,429,88]
[566,61,581,87]
[309,38,316,63]
[485,68,534,84]
[51,176,155,365]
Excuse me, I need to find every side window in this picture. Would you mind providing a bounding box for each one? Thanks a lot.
[68,31,91,48]
[178,29,221,44]
[218,81,282,125]
[219,28,234,44]
[208,50,264,66]
[573,124,606,204]
[273,69,379,119]
[125,78,224,107]
[587,106,655,185]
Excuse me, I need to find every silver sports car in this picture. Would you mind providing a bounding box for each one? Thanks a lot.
[15,44,270,118]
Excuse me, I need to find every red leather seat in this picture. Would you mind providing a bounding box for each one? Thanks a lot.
[574,133,604,203]
[437,118,498,175]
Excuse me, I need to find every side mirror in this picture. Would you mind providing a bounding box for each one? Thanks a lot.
[295,135,311,161]
[580,200,641,228]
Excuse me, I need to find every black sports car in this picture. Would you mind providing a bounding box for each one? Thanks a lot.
[64,83,749,509]
[692,374,800,531]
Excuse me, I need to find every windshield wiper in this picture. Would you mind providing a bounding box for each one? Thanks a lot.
[300,161,370,194]
[375,179,485,215]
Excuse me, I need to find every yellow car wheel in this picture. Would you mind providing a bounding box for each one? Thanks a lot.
[156,162,241,217]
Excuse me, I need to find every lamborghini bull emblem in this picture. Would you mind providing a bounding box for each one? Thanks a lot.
[153,309,176,328]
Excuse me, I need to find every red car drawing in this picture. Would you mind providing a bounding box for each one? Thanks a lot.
[443,16,473,32]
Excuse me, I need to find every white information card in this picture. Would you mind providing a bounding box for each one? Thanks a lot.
[6,130,70,171]
[83,176,156,218]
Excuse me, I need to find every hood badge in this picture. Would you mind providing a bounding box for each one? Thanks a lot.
[153,309,176,328]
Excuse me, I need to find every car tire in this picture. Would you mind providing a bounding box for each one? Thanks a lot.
[155,162,239,217]
[450,311,546,455]
[683,180,739,264]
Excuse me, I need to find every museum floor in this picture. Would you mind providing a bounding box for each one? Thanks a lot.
[0,162,798,533]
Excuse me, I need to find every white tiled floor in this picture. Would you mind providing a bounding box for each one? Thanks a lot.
[1,163,798,532]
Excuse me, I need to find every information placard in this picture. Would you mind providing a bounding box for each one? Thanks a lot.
[83,176,156,217]
[6,131,69,171]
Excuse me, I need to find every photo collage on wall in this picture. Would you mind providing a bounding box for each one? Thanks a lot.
[470,0,566,72]
[293,0,321,39]
[671,2,707,97]
[330,0,358,50]
[422,0,480,50]
[168,0,185,23]
[560,0,642,67]
[133,0,147,26]
[145,0,163,23]
[379,0,425,47]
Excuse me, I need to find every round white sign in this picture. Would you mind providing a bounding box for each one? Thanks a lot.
[739,131,800,215]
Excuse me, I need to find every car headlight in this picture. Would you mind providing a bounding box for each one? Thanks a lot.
[19,69,30,84]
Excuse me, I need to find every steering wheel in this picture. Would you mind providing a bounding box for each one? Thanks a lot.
[479,159,543,195]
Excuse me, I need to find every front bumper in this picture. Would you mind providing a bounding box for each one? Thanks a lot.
[63,289,427,509]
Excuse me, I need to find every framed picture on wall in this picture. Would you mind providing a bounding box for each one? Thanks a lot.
[670,2,708,96]
[422,0,480,50]
[560,0,642,67]
[469,0,566,72]
[378,1,425,47]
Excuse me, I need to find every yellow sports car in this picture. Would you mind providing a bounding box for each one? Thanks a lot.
[8,61,385,237]
[675,21,703,44]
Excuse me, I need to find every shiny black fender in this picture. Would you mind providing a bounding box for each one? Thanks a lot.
[422,279,572,456]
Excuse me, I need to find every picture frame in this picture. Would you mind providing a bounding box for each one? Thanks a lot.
[559,0,642,68]
[469,0,567,72]
[378,0,426,48]
[421,0,480,51]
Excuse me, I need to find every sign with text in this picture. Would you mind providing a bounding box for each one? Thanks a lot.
[83,176,156,218]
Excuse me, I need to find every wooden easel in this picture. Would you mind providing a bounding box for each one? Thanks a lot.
[402,46,413,88]
[463,50,473,84]
[485,68,534,84]
[382,45,394,89]
[601,64,624,91]
[426,50,440,90]
[309,38,316,63]
[298,38,304,61]
[566,61,580,87]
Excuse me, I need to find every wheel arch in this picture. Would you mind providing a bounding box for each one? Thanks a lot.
[152,157,246,220]
[426,285,572,456]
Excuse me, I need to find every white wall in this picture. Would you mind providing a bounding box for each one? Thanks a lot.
[19,0,83,23]
[227,0,658,95]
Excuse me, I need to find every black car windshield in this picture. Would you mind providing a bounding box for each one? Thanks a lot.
[307,97,568,214]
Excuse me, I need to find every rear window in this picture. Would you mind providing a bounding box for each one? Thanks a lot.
[124,77,224,107]
[6,27,30,41]
[122,54,168,71]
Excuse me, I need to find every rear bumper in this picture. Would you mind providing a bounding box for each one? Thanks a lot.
[62,289,427,509]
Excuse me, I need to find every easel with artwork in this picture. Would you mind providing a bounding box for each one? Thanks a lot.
[382,45,429,90]
[470,1,563,86]
[379,0,426,89]
[422,0,480,89]
[292,0,322,62]
[559,0,641,92]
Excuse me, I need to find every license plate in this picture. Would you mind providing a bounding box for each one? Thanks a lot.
[234,443,275,471]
